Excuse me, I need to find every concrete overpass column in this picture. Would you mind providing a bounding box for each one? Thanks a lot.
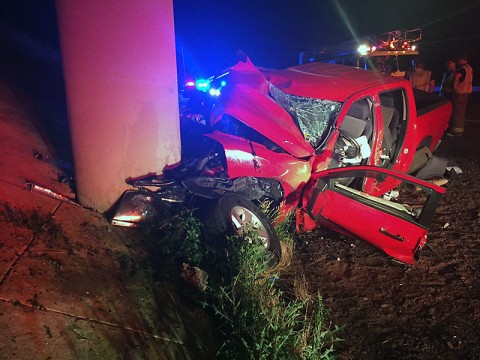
[56,0,180,212]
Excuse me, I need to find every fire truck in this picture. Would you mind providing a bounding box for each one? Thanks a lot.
[299,28,422,77]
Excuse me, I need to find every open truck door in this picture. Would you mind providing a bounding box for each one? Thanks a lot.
[305,166,445,264]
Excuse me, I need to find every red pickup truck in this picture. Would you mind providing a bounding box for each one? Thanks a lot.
[112,57,452,264]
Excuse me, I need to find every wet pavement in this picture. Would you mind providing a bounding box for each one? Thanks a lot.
[0,81,216,359]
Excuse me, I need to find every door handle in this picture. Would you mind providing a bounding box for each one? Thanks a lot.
[379,227,404,242]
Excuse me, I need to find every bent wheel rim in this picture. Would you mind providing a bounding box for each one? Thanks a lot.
[230,205,270,248]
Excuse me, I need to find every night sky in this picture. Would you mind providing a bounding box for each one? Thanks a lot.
[173,0,480,84]
[1,0,479,84]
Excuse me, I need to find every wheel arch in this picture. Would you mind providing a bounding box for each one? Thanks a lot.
[183,176,284,203]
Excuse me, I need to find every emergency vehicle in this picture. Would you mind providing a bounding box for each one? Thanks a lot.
[299,28,422,77]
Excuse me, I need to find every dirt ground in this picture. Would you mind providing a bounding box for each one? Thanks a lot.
[282,102,480,359]
[0,78,218,359]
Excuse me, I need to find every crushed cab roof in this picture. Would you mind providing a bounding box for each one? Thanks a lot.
[262,62,405,102]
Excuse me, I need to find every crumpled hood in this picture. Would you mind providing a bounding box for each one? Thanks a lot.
[211,58,314,159]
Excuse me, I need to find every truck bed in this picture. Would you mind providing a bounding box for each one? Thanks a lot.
[413,88,451,116]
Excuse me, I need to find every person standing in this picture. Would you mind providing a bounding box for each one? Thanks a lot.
[440,59,456,100]
[374,61,385,73]
[407,59,435,93]
[384,64,394,75]
[448,54,473,137]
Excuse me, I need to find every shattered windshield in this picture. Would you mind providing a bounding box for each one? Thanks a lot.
[269,84,341,149]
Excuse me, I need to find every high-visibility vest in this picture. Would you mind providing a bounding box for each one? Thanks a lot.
[410,69,432,92]
[455,64,473,94]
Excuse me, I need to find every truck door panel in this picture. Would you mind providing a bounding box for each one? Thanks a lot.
[306,166,444,263]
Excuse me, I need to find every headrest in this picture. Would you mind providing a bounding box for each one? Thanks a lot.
[347,99,370,119]
[380,95,394,108]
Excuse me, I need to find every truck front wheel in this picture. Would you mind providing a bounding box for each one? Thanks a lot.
[203,193,282,264]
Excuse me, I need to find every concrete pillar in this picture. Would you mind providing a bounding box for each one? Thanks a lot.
[56,0,180,212]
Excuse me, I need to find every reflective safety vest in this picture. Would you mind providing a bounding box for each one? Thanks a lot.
[410,69,432,92]
[455,64,473,94]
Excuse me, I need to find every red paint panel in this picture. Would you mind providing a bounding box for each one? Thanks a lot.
[205,132,312,198]
[319,189,426,264]
[213,59,314,158]
[304,166,444,263]
[263,63,402,102]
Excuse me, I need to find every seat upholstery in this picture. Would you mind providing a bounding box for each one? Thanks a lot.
[340,99,372,139]
[380,95,401,158]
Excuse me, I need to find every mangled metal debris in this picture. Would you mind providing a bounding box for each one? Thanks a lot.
[24,182,79,207]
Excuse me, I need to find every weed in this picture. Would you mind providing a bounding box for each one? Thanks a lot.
[293,273,310,302]
[146,209,206,276]
[261,200,295,270]
[141,205,341,359]
[207,231,340,360]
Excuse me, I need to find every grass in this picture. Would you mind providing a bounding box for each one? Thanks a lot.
[207,233,340,359]
[147,209,207,273]
[139,204,341,359]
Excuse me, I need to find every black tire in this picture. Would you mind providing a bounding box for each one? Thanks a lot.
[203,193,282,263]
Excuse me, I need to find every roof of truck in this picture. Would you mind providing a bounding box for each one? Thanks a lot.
[262,62,406,102]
